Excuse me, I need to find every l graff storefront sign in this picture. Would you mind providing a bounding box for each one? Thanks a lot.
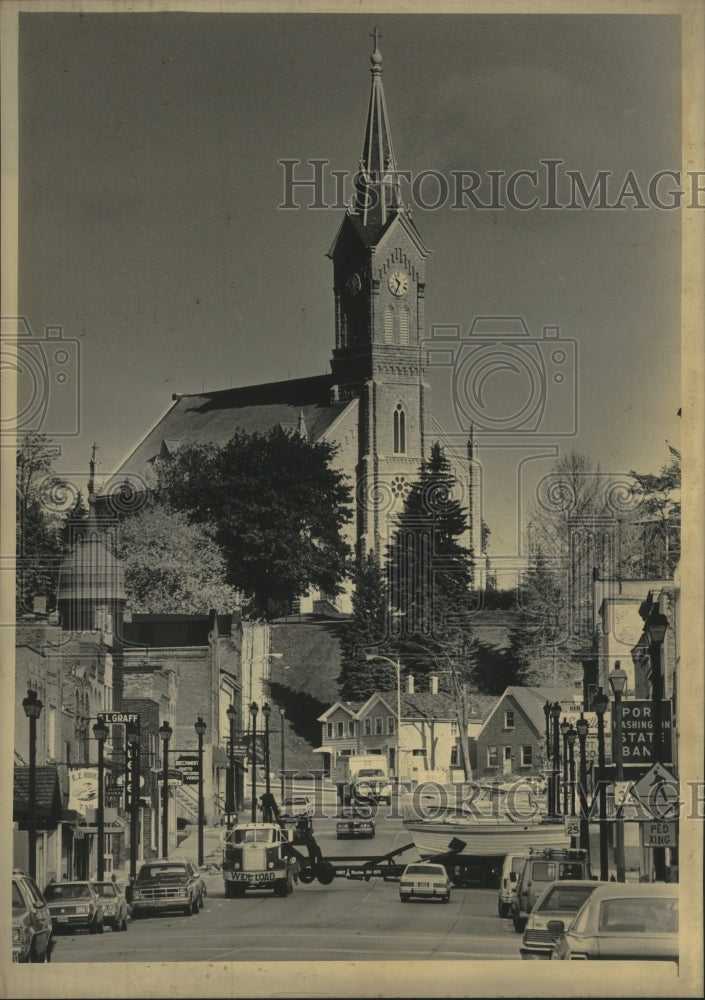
[615,700,673,766]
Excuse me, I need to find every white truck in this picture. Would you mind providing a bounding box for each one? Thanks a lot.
[222,822,299,898]
[335,754,393,806]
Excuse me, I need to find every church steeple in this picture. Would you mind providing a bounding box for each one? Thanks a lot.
[352,29,404,230]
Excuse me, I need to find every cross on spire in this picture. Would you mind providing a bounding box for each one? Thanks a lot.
[370,27,382,51]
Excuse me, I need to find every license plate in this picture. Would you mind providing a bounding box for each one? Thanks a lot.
[418,882,430,888]
[58,916,69,923]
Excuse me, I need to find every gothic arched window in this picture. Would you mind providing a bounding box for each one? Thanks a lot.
[399,308,410,345]
[384,306,394,344]
[393,404,406,454]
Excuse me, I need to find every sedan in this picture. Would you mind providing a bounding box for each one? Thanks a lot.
[336,807,376,839]
[550,882,679,961]
[280,796,313,820]
[92,881,129,931]
[399,863,451,903]
[12,871,54,963]
[520,880,603,959]
[43,881,104,934]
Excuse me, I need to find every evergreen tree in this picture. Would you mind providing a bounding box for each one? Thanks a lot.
[16,434,66,615]
[506,548,568,686]
[337,550,396,701]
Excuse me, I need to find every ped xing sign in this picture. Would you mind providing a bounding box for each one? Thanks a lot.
[641,821,677,848]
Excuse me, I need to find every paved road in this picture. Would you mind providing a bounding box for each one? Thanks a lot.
[52,811,521,964]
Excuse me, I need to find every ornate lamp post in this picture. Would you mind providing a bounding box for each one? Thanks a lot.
[560,719,570,815]
[92,716,109,880]
[226,703,237,827]
[250,702,259,822]
[158,720,173,859]
[609,663,628,882]
[592,688,610,881]
[575,714,590,854]
[194,717,207,867]
[22,690,43,881]
[279,708,286,802]
[543,702,553,816]
[550,702,561,817]
[645,613,669,881]
[262,702,271,797]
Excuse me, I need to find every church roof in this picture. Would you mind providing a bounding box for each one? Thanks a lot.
[114,374,351,479]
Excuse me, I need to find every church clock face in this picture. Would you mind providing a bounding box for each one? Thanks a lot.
[345,272,362,297]
[388,270,409,297]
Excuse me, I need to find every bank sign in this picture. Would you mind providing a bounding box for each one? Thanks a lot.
[615,701,672,766]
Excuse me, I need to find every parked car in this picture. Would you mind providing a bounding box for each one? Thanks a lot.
[129,860,204,918]
[520,880,603,959]
[498,853,528,918]
[12,870,54,963]
[43,881,104,934]
[399,863,451,903]
[92,880,129,931]
[549,882,679,961]
[336,806,376,839]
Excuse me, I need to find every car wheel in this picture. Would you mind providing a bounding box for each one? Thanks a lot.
[442,894,450,903]
[400,894,409,903]
[298,865,315,884]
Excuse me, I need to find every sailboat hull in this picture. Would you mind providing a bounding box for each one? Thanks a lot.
[403,819,571,859]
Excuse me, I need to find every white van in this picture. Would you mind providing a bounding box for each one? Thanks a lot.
[498,853,528,918]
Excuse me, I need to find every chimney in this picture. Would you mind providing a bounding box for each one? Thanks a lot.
[406,674,415,694]
[429,674,439,695]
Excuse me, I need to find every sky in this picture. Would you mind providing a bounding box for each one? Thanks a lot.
[14,6,684,572]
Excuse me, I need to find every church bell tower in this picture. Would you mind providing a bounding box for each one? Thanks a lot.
[328,33,432,558]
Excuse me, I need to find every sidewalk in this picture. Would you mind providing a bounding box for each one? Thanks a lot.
[169,823,226,865]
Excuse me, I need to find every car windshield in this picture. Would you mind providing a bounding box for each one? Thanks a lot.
[405,865,444,876]
[137,866,188,881]
[12,883,26,909]
[356,769,384,777]
[539,885,596,912]
[44,883,92,900]
[231,828,275,844]
[93,883,118,897]
[598,896,678,934]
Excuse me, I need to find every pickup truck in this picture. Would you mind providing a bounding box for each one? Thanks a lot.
[129,861,205,918]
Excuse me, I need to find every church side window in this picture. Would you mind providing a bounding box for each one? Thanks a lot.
[384,306,394,344]
[393,404,406,454]
[399,308,410,345]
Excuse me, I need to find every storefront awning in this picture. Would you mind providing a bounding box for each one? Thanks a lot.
[312,747,334,754]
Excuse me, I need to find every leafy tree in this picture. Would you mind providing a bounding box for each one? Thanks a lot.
[154,426,353,616]
[620,455,681,579]
[116,500,239,613]
[505,548,570,687]
[16,434,66,615]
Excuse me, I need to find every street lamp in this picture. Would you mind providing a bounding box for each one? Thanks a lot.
[279,707,286,802]
[226,703,237,827]
[366,654,402,782]
[609,663,628,883]
[560,719,570,815]
[645,614,668,881]
[22,690,42,882]
[262,702,271,797]
[550,702,561,817]
[194,717,207,867]
[592,687,610,881]
[543,702,553,816]
[250,702,259,822]
[92,716,109,879]
[575,714,590,854]
[158,720,173,859]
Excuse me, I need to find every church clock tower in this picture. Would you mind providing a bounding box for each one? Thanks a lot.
[328,33,432,559]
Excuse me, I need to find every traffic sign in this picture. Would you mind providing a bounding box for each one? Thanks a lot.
[640,821,678,848]
[630,762,679,819]
[564,816,580,837]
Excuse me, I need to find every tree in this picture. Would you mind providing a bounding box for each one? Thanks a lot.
[154,426,353,616]
[337,550,395,701]
[116,500,240,614]
[386,442,478,778]
[620,455,681,579]
[16,434,66,615]
[505,548,570,687]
